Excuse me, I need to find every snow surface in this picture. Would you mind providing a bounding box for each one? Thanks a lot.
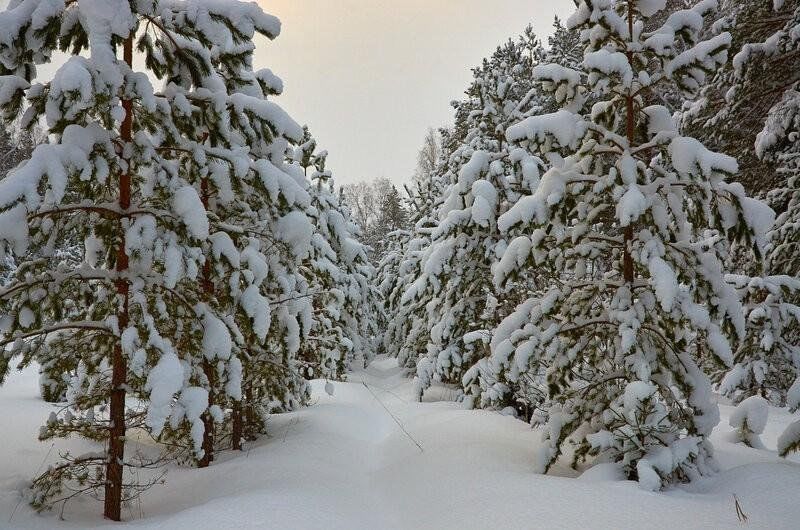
[1,356,800,529]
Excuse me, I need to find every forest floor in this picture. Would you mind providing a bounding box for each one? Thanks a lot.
[1,356,800,529]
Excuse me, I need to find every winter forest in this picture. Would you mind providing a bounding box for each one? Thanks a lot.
[0,0,799,528]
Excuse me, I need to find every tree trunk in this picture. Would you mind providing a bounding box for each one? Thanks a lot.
[244,386,257,439]
[198,176,215,468]
[232,400,243,451]
[199,358,215,466]
[623,5,636,285]
[104,33,133,522]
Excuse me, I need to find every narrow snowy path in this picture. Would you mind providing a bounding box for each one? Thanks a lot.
[2,357,800,529]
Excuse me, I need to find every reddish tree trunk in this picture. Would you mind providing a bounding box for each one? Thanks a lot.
[104,34,133,522]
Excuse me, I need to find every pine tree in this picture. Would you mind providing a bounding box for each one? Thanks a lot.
[764,100,800,458]
[0,0,308,518]
[718,275,800,405]
[372,185,409,258]
[340,178,406,264]
[375,226,411,353]
[294,134,376,380]
[771,184,800,456]
[492,0,773,489]
[390,30,549,404]
[153,32,314,461]
[378,27,551,408]
[717,0,800,458]
[684,0,800,198]
[546,16,583,70]
[382,172,448,373]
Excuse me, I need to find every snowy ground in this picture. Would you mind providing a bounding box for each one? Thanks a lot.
[2,356,800,529]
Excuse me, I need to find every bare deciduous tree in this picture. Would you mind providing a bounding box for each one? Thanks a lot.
[413,128,441,189]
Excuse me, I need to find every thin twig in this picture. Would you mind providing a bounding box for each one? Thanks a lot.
[9,442,55,523]
[734,494,749,523]
[362,382,423,453]
[282,417,298,443]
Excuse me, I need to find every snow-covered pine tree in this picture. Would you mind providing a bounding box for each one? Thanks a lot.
[294,139,349,380]
[332,181,380,370]
[372,186,411,345]
[379,186,410,233]
[765,106,800,458]
[339,178,407,266]
[741,0,800,215]
[0,0,304,518]
[713,0,800,457]
[371,184,409,259]
[492,0,773,489]
[375,227,410,351]
[771,183,800,456]
[683,0,800,197]
[379,121,459,372]
[718,275,800,406]
[406,30,548,404]
[732,0,800,207]
[388,122,472,375]
[293,134,376,380]
[546,16,584,70]
[146,11,315,462]
[382,166,447,373]
[227,166,315,446]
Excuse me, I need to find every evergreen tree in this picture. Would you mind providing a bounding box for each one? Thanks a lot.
[375,226,411,354]
[763,107,800,457]
[492,0,772,489]
[294,135,377,380]
[0,0,310,518]
[382,171,448,373]
[714,0,800,458]
[546,16,583,70]
[388,30,549,404]
[684,0,800,198]
[373,185,409,257]
[380,186,409,231]
[341,178,408,263]
[718,275,800,406]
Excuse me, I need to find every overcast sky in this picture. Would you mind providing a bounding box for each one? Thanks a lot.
[256,1,574,186]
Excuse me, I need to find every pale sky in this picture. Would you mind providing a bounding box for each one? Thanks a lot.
[255,1,574,186]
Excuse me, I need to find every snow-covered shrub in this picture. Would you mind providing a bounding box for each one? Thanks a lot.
[728,396,770,448]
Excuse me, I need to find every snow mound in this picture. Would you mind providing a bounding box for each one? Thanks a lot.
[1,357,799,529]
